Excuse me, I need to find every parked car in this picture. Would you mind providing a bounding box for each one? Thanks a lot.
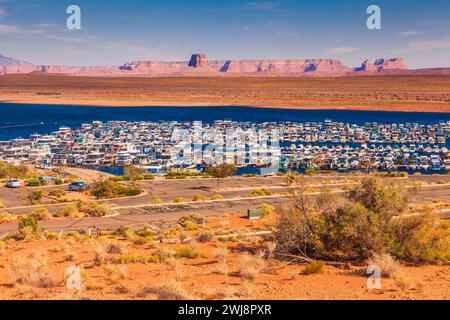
[6,179,21,188]
[68,182,88,192]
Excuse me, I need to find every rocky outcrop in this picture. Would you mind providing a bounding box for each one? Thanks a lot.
[188,54,210,68]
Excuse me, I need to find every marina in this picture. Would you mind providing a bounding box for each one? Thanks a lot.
[0,117,449,175]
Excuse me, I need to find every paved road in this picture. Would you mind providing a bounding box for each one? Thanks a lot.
[0,174,448,235]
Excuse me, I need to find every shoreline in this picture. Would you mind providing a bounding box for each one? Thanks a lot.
[1,98,450,114]
[1,74,449,113]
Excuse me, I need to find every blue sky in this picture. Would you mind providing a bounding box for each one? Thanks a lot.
[0,0,449,68]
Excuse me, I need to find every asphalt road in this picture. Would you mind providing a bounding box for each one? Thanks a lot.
[0,174,448,235]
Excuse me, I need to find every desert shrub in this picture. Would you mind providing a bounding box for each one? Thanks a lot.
[143,174,155,180]
[178,214,204,230]
[77,201,113,217]
[17,216,42,240]
[142,282,191,300]
[0,201,5,209]
[284,173,297,186]
[258,204,274,216]
[86,204,113,217]
[25,190,45,205]
[197,231,214,243]
[102,240,127,255]
[192,194,208,202]
[250,188,272,197]
[367,253,400,278]
[49,189,66,197]
[9,251,54,288]
[136,225,156,238]
[302,261,325,275]
[210,194,224,200]
[151,196,163,204]
[173,197,188,203]
[63,250,78,262]
[31,208,50,221]
[27,179,41,187]
[237,254,265,280]
[174,247,206,259]
[90,179,142,199]
[55,204,80,218]
[275,177,448,264]
[54,179,64,185]
[0,213,17,223]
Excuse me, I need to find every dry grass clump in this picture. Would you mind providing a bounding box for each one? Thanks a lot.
[141,281,191,300]
[102,240,128,255]
[174,246,207,259]
[236,254,265,280]
[63,249,78,262]
[9,251,54,288]
[367,253,400,278]
[55,204,80,218]
[173,197,189,203]
[211,194,225,200]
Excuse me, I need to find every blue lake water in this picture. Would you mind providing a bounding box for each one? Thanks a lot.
[0,103,450,141]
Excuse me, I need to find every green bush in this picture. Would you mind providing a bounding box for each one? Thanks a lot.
[27,179,41,187]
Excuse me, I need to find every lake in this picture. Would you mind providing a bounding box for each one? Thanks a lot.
[1,103,450,141]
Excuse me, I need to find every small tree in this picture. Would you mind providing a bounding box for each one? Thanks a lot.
[206,164,237,188]
[123,165,146,179]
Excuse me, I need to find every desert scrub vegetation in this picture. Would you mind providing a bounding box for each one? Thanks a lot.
[275,177,449,264]
[367,253,400,278]
[140,281,191,300]
[210,194,225,200]
[17,216,42,240]
[31,207,50,221]
[0,161,36,179]
[236,254,265,280]
[257,204,274,216]
[151,196,163,204]
[192,194,208,202]
[250,188,272,197]
[178,214,204,230]
[90,178,142,199]
[55,204,81,218]
[302,261,326,275]
[77,201,114,217]
[9,251,54,288]
[174,246,207,259]
[173,197,189,203]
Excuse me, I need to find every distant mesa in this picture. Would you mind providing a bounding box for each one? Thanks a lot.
[355,58,408,72]
[188,54,210,68]
[1,53,446,77]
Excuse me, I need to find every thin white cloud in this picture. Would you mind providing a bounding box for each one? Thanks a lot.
[0,24,46,35]
[325,46,361,55]
[245,2,281,11]
[408,39,450,52]
[397,31,423,37]
[0,6,5,19]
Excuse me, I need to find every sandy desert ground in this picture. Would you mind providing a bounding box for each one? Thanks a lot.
[0,74,449,112]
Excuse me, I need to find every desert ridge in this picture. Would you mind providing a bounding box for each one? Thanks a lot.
[1,53,410,77]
